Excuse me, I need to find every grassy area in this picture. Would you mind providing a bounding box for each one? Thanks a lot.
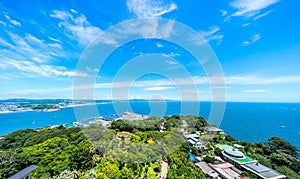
[216,144,233,150]
[199,134,215,142]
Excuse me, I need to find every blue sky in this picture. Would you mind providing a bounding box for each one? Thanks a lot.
[0,0,300,102]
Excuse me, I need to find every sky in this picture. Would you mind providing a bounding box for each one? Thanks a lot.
[0,0,300,102]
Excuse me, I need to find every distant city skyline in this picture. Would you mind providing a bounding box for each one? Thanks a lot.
[0,0,300,102]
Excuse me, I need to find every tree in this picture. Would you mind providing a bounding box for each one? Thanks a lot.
[203,155,215,163]
[69,140,94,171]
[268,137,298,158]
[214,147,222,156]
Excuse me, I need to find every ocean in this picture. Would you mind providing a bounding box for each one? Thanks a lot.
[0,101,299,151]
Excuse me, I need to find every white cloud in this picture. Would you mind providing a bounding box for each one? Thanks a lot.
[199,26,220,38]
[162,52,180,58]
[51,10,103,46]
[253,10,273,20]
[0,30,80,78]
[243,34,261,45]
[5,87,72,95]
[243,41,250,45]
[199,26,223,44]
[243,89,269,93]
[181,90,210,94]
[220,10,228,16]
[4,14,21,26]
[166,60,177,65]
[48,37,61,43]
[127,0,177,18]
[120,18,175,39]
[226,75,300,84]
[114,75,300,88]
[242,23,251,27]
[0,20,6,26]
[156,42,163,48]
[70,9,78,13]
[144,86,174,91]
[1,60,86,77]
[25,34,43,45]
[230,0,279,17]
[0,37,13,48]
[0,32,65,63]
[212,86,231,89]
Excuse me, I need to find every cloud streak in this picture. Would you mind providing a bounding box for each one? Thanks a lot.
[0,32,65,62]
[253,10,273,21]
[243,34,261,45]
[230,0,279,17]
[144,86,174,91]
[50,10,102,46]
[4,14,21,26]
[199,26,223,44]
[1,60,86,77]
[243,89,269,93]
[126,0,177,18]
[93,75,300,90]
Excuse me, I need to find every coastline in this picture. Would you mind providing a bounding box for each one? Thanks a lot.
[0,101,299,155]
[0,102,108,114]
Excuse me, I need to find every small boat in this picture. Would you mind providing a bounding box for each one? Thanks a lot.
[280,125,286,128]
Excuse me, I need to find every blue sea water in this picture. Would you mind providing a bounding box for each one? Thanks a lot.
[0,101,299,152]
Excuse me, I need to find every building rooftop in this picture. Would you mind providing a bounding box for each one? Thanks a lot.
[243,162,286,179]
[218,144,256,164]
[210,162,233,169]
[195,162,219,178]
[245,162,270,173]
[185,133,204,148]
[209,162,241,179]
[205,126,223,132]
[8,165,38,179]
[187,138,197,145]
[184,134,199,140]
[224,148,245,159]
[228,155,256,164]
[234,144,243,149]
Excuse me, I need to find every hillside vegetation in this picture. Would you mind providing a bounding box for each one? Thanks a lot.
[0,115,299,178]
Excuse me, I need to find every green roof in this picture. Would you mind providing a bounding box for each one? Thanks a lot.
[230,156,255,164]
[216,144,233,150]
[217,144,256,164]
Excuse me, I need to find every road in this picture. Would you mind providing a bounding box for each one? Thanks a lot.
[160,161,168,179]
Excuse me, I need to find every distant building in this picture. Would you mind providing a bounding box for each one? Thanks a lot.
[217,144,255,169]
[209,162,242,179]
[196,161,242,179]
[217,144,286,179]
[121,112,148,121]
[205,126,223,134]
[233,144,243,149]
[184,134,204,148]
[195,162,219,179]
[224,148,246,160]
[242,162,286,179]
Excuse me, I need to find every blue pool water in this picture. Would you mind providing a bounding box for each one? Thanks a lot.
[188,152,199,162]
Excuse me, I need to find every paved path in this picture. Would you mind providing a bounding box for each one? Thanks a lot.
[160,161,168,179]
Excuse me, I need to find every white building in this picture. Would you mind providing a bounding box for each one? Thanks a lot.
[184,134,204,148]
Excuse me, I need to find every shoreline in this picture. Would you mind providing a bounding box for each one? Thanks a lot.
[0,102,112,114]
